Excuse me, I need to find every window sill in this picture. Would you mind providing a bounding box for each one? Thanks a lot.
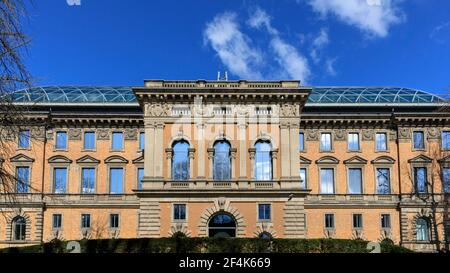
[82,149,97,152]
[54,149,68,152]
[173,219,187,223]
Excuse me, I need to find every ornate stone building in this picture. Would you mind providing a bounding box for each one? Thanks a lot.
[0,80,449,252]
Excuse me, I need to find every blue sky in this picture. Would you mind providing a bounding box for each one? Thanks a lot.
[23,0,450,94]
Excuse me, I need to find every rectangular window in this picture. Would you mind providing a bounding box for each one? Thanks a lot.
[52,214,62,229]
[139,132,145,150]
[112,132,123,150]
[258,204,271,221]
[81,214,91,229]
[84,132,96,150]
[414,167,428,193]
[110,214,119,229]
[443,131,450,150]
[81,168,95,194]
[109,168,124,194]
[137,168,144,190]
[413,131,425,150]
[320,168,334,194]
[348,168,363,194]
[444,168,450,194]
[381,214,391,229]
[173,204,186,220]
[320,133,332,151]
[53,167,67,193]
[299,133,305,151]
[55,131,67,150]
[353,214,363,229]
[376,133,388,151]
[325,214,334,229]
[348,133,360,151]
[16,166,30,193]
[376,168,391,194]
[18,130,30,149]
[299,168,307,189]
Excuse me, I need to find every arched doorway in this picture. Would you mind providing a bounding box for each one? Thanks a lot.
[208,213,237,238]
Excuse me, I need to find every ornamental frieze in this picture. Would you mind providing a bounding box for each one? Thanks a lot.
[280,104,299,117]
[97,128,110,140]
[334,129,346,141]
[389,131,397,141]
[426,128,439,139]
[124,128,137,140]
[68,128,82,140]
[306,129,319,141]
[398,128,411,139]
[31,127,46,140]
[362,129,374,141]
[145,103,172,117]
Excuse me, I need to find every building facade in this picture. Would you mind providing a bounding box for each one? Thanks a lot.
[0,80,449,252]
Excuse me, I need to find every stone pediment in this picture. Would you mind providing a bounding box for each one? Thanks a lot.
[316,156,339,165]
[438,155,450,164]
[104,155,129,164]
[371,156,396,165]
[48,155,73,164]
[132,155,144,164]
[344,156,368,165]
[408,155,433,164]
[299,156,312,165]
[10,154,35,163]
[76,155,100,164]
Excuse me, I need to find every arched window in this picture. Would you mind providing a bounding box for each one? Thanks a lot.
[208,213,237,238]
[12,216,26,241]
[213,140,231,181]
[255,141,272,181]
[259,232,272,240]
[416,218,430,241]
[172,140,190,181]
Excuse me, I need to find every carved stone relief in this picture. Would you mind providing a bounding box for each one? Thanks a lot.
[124,128,137,140]
[362,129,374,141]
[97,128,110,140]
[306,129,319,141]
[68,128,81,140]
[398,128,411,139]
[146,103,172,117]
[334,129,346,141]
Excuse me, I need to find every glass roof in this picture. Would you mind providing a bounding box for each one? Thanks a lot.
[9,86,444,104]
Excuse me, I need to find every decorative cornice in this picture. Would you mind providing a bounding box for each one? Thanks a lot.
[48,155,72,164]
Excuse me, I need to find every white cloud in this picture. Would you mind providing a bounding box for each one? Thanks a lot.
[430,21,450,44]
[305,0,404,38]
[203,12,263,79]
[310,28,329,63]
[325,58,337,76]
[248,7,311,82]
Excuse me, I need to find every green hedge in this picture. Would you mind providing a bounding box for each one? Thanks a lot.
[0,238,412,253]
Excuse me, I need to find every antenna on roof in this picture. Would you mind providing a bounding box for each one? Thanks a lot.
[217,71,228,81]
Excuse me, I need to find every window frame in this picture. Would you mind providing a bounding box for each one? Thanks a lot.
[375,167,392,195]
[254,140,273,181]
[299,132,305,152]
[347,132,360,152]
[347,167,364,194]
[52,213,63,230]
[111,131,124,151]
[413,166,429,194]
[324,213,335,229]
[442,131,450,151]
[381,214,391,229]
[415,217,430,242]
[412,130,426,151]
[173,203,187,222]
[319,167,335,194]
[109,213,120,229]
[80,166,96,194]
[320,132,333,152]
[54,131,68,151]
[83,131,96,151]
[108,166,125,194]
[352,213,363,230]
[375,132,388,152]
[81,213,91,229]
[213,140,232,181]
[15,165,31,193]
[299,167,308,189]
[52,166,68,194]
[139,131,145,151]
[18,130,31,149]
[257,203,272,222]
[12,216,27,241]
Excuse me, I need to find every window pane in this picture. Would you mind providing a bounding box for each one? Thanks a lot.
[299,168,307,189]
[320,133,332,151]
[348,133,360,151]
[110,168,124,194]
[53,214,62,229]
[139,132,145,150]
[416,218,429,241]
[213,141,231,181]
[138,168,144,190]
[348,168,362,194]
[19,130,30,148]
[16,167,30,193]
[258,204,271,220]
[381,214,391,229]
[55,132,67,149]
[255,141,272,181]
[376,168,391,194]
[299,133,305,151]
[444,168,450,193]
[174,204,186,220]
[81,214,91,228]
[172,141,190,181]
[376,133,387,151]
[112,132,123,150]
[414,167,427,193]
[84,132,95,150]
[13,217,26,241]
[320,169,334,194]
[110,214,119,228]
[325,214,334,228]
[82,168,95,193]
[442,131,450,150]
[413,132,425,149]
[353,214,362,229]
[53,168,67,193]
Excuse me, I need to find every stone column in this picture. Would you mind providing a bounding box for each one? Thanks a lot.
[165,148,173,179]
[280,122,291,178]
[272,149,279,180]
[249,148,256,180]
[196,124,206,179]
[154,122,164,178]
[230,148,237,179]
[144,120,155,177]
[188,148,195,179]
[289,122,300,179]
[207,148,214,180]
[238,123,247,179]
